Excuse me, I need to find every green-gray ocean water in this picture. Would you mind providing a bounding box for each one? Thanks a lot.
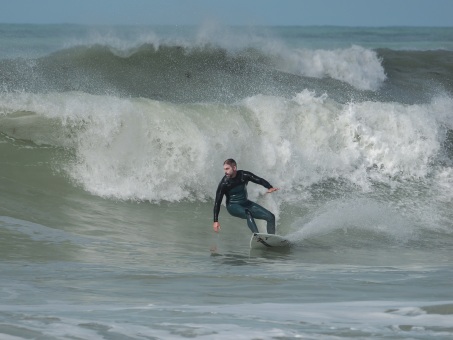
[1,24,453,339]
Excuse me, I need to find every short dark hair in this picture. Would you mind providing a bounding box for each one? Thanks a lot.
[223,158,237,167]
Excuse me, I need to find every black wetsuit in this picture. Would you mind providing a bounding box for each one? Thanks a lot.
[213,170,276,234]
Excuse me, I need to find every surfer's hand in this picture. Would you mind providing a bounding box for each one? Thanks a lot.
[213,222,221,233]
[266,187,279,194]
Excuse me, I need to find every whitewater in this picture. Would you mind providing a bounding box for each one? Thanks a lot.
[1,24,453,339]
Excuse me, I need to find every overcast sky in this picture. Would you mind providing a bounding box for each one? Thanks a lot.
[1,0,453,26]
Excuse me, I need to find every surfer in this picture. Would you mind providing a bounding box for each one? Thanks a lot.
[213,159,279,234]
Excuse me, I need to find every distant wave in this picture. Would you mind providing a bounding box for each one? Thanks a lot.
[0,42,386,101]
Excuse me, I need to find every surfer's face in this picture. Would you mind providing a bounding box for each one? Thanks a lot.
[223,164,237,178]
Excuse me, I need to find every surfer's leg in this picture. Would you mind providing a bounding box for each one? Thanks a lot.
[245,209,259,234]
[248,202,276,234]
[226,204,259,233]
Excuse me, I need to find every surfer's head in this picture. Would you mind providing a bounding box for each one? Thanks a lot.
[223,158,237,178]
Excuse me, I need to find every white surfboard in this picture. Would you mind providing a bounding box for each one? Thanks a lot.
[250,233,290,249]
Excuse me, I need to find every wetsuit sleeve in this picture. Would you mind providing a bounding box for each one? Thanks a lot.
[213,180,225,222]
[243,171,273,189]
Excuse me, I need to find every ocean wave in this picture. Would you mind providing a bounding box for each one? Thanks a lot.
[2,25,453,104]
[1,91,453,204]
[0,42,387,101]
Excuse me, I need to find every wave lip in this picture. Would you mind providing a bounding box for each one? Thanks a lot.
[276,45,386,91]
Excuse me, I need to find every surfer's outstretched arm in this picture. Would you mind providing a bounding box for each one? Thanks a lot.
[213,180,225,233]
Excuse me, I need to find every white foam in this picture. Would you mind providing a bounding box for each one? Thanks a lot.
[1,91,453,211]
[275,45,386,90]
[1,301,451,339]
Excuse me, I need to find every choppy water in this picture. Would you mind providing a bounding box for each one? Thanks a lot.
[1,24,453,339]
